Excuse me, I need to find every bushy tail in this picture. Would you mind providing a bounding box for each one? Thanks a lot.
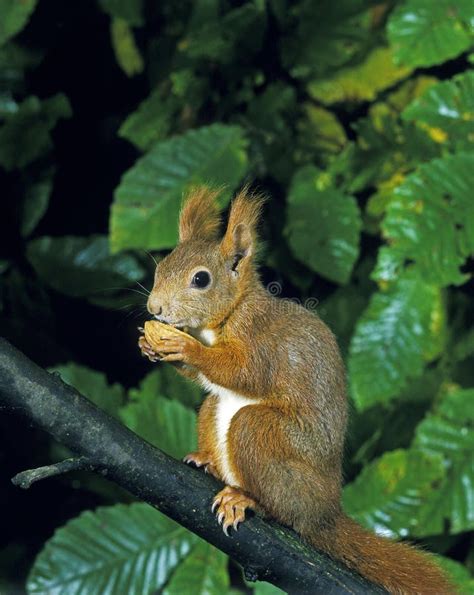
[307,513,454,594]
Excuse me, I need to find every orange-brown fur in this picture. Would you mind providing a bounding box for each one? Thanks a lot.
[140,187,454,594]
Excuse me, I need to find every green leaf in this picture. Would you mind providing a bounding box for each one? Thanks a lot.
[308,47,411,106]
[0,94,71,171]
[343,449,445,538]
[26,235,146,304]
[98,0,143,26]
[254,582,285,595]
[20,167,54,237]
[179,3,265,64]
[413,388,474,536]
[161,366,203,409]
[163,541,229,595]
[296,103,347,164]
[0,0,38,46]
[435,556,474,594]
[27,503,197,594]
[282,0,377,80]
[336,87,440,195]
[51,363,125,418]
[374,153,474,286]
[318,285,369,358]
[388,0,474,68]
[285,165,361,284]
[132,367,203,410]
[0,42,43,96]
[120,384,197,459]
[110,18,144,77]
[347,366,443,475]
[118,88,175,151]
[244,82,298,182]
[349,276,444,410]
[403,71,474,152]
[110,124,248,252]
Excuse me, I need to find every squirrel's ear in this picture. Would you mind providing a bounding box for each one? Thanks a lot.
[220,187,265,268]
[179,187,221,243]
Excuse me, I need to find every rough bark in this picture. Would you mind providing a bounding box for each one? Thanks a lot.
[0,338,384,594]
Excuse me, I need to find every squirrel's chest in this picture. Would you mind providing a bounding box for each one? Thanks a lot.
[198,373,257,486]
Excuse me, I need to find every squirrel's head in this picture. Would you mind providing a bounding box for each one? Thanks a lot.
[147,186,265,329]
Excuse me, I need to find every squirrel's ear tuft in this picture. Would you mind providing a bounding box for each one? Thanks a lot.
[221,186,266,264]
[179,187,222,242]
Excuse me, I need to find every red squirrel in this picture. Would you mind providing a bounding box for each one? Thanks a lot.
[139,186,453,594]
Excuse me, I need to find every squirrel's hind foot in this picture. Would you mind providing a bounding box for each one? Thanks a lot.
[212,486,256,536]
[183,451,219,478]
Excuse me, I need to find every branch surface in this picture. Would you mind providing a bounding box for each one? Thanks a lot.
[0,338,384,594]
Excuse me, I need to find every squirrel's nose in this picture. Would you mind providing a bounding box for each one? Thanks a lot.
[147,296,162,317]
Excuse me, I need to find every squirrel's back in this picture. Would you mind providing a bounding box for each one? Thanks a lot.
[143,186,454,594]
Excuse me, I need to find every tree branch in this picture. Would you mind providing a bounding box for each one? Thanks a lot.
[12,456,95,489]
[0,338,384,594]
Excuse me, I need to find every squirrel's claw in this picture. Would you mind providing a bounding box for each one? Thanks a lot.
[184,451,220,480]
[212,486,256,537]
[138,336,160,362]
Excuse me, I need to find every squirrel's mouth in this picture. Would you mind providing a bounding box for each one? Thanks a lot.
[153,314,186,329]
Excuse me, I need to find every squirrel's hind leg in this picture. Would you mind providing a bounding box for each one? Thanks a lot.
[227,404,341,533]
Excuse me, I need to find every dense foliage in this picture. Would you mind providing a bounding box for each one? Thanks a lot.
[1,0,473,592]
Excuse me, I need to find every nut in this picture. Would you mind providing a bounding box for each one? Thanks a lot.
[144,320,190,353]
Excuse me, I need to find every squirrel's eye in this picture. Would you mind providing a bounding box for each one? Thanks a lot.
[191,270,211,289]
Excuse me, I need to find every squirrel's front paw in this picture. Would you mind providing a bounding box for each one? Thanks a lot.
[138,336,160,362]
[151,334,203,365]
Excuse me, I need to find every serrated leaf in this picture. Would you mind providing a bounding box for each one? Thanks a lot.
[374,153,474,286]
[98,0,143,26]
[403,71,474,151]
[26,235,146,304]
[0,94,71,170]
[388,0,474,68]
[118,88,175,151]
[0,0,38,46]
[120,384,197,459]
[413,388,474,536]
[110,18,144,77]
[349,277,443,410]
[110,124,248,252]
[27,503,197,595]
[163,541,229,595]
[343,449,445,538]
[285,165,361,284]
[308,47,411,106]
[51,363,125,418]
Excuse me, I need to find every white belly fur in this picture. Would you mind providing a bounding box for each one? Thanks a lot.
[198,373,257,486]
